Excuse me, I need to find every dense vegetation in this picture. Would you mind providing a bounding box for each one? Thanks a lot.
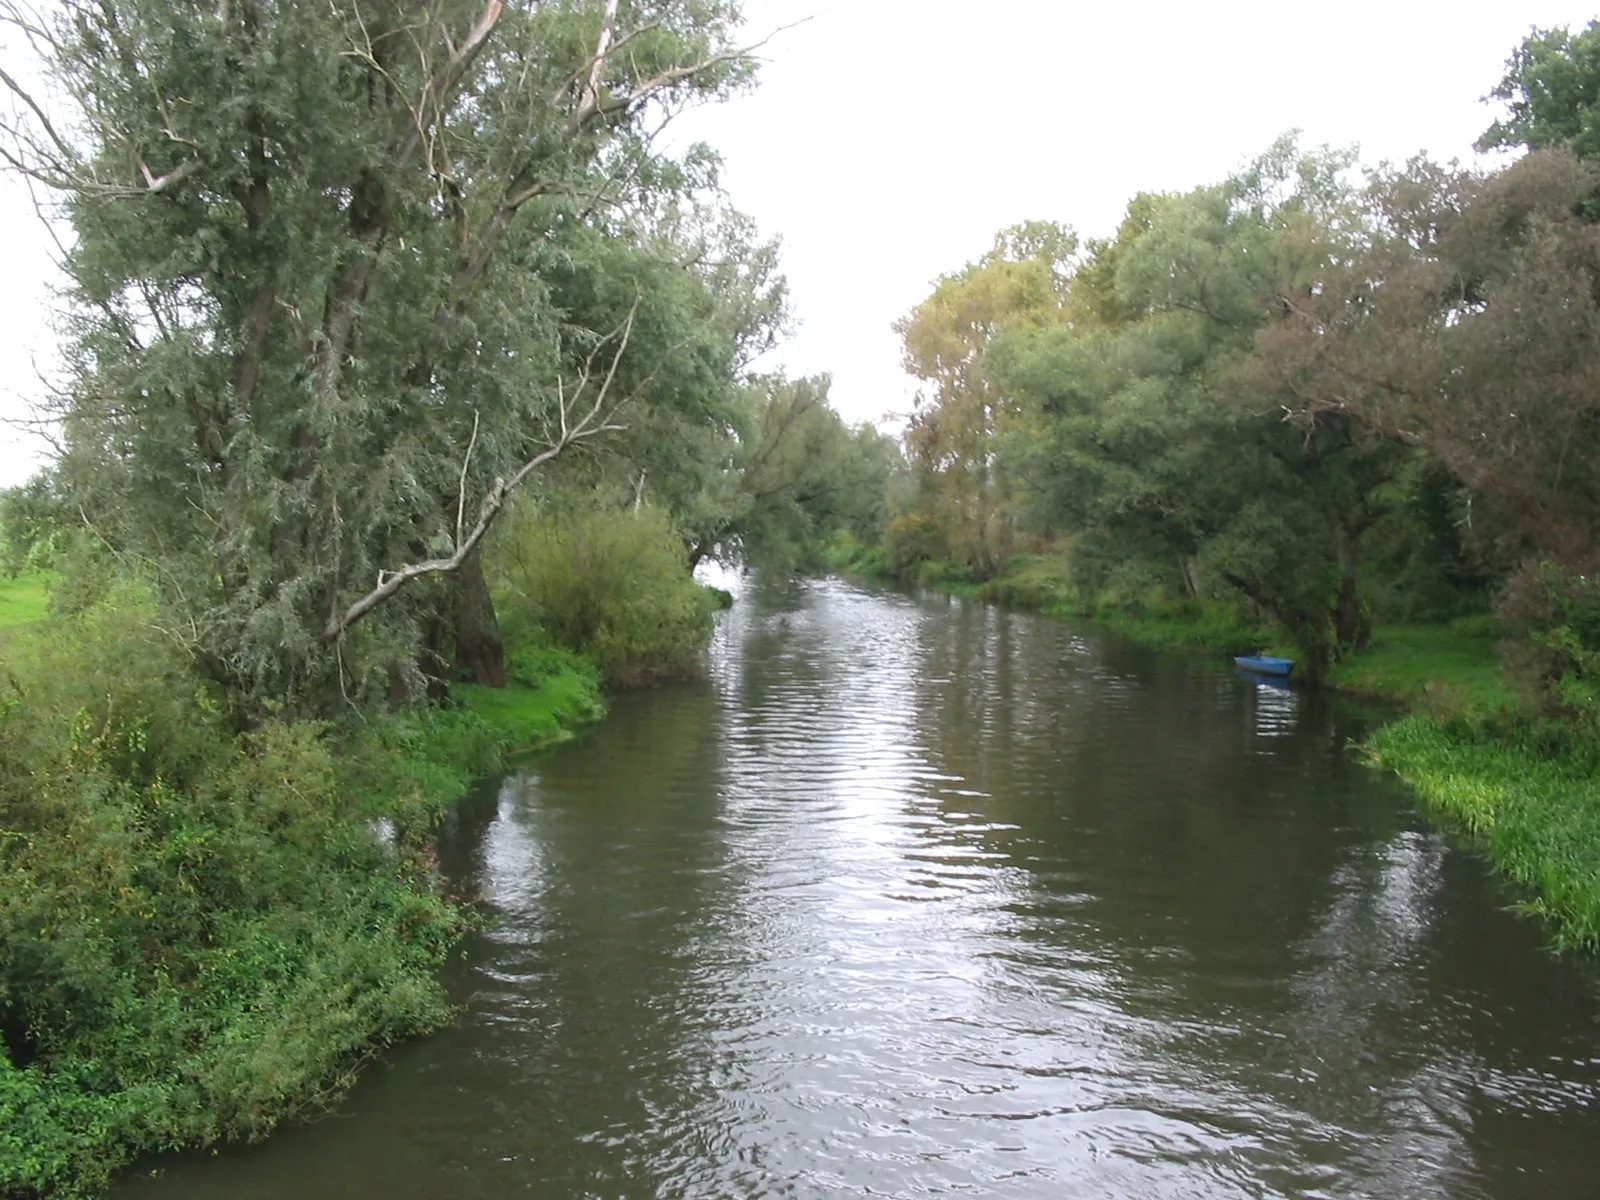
[12,1,1600,1190]
[833,23,1600,950]
[0,2,890,1195]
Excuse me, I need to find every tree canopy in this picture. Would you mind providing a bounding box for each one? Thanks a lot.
[1,0,780,710]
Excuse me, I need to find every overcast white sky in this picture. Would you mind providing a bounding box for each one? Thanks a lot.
[2,0,1598,485]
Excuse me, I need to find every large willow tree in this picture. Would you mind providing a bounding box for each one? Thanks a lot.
[1,0,757,708]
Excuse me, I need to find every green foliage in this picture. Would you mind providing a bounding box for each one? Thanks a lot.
[974,554,1078,615]
[0,475,70,578]
[1481,20,1600,160]
[895,222,1077,577]
[980,139,1403,674]
[23,0,763,712]
[0,598,480,1198]
[882,512,948,579]
[1370,716,1600,951]
[0,571,50,631]
[453,645,605,756]
[491,502,714,686]
[675,375,900,572]
[822,531,889,579]
[915,559,979,591]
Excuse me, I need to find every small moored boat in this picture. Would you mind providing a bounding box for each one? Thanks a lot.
[1234,655,1294,677]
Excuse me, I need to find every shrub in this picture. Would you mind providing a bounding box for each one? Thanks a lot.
[822,531,889,577]
[882,512,946,579]
[0,597,468,1197]
[975,555,1078,614]
[490,503,713,686]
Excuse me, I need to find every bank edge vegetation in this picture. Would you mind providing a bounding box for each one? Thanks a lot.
[824,23,1600,961]
[4,5,1600,1197]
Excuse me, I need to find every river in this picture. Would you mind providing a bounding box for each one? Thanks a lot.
[119,576,1600,1198]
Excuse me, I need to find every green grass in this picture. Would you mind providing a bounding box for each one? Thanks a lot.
[1370,716,1600,951]
[455,644,605,756]
[1095,602,1271,656]
[1328,617,1517,716]
[0,569,50,628]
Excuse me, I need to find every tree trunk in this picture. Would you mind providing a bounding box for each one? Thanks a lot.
[1178,555,1201,598]
[421,611,452,702]
[1332,530,1372,655]
[454,548,506,687]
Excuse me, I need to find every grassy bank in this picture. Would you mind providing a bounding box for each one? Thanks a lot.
[1325,619,1514,715]
[825,538,1600,953]
[0,579,604,1199]
[1369,718,1600,950]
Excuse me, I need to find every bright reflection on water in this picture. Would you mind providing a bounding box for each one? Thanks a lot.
[119,578,1600,1199]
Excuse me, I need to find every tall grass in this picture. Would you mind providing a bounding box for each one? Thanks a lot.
[1370,716,1600,951]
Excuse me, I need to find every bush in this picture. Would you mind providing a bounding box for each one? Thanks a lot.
[975,554,1078,614]
[883,512,946,579]
[0,597,469,1197]
[822,532,889,578]
[490,503,714,686]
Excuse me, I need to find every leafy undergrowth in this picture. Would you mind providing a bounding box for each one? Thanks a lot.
[975,555,1077,616]
[0,606,603,1199]
[1370,716,1600,951]
[821,533,889,579]
[1328,617,1516,716]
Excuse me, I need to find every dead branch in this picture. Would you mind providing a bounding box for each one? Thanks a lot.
[393,0,505,167]
[322,302,637,641]
[581,0,619,114]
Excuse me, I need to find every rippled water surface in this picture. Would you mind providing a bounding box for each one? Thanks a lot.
[121,578,1600,1198]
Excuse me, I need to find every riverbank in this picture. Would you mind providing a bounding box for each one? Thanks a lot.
[0,577,606,1199]
[823,540,1600,953]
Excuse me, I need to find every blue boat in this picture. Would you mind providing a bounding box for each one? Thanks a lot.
[1234,655,1294,677]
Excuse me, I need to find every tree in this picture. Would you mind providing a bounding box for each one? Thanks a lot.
[679,374,897,571]
[1481,21,1600,159]
[2,0,762,710]
[895,221,1075,577]
[991,139,1407,668]
[1245,148,1600,681]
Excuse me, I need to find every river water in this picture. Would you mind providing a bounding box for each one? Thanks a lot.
[120,577,1600,1199]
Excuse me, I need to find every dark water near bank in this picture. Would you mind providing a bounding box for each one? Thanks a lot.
[121,578,1600,1198]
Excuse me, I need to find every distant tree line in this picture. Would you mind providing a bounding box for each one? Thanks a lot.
[887,22,1600,698]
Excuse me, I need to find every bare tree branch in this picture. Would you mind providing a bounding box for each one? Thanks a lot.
[394,0,505,167]
[323,301,638,640]
[454,406,480,547]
